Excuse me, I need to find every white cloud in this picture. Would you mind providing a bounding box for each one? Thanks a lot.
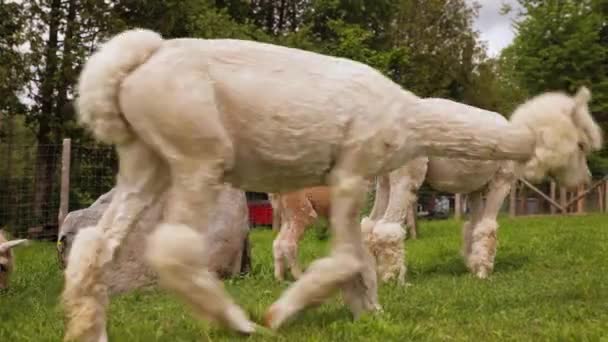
[469,0,522,57]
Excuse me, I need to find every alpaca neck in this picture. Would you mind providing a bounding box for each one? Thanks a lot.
[402,99,536,162]
[415,122,535,162]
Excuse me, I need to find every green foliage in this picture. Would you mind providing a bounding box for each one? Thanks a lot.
[2,215,608,340]
[501,0,608,174]
[508,1,607,103]
[389,0,485,100]
[0,1,28,118]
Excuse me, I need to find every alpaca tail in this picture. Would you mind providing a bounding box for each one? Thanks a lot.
[76,29,164,145]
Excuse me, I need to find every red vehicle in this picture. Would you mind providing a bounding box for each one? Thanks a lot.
[246,192,273,227]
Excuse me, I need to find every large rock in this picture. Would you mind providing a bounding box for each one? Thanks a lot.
[57,184,251,294]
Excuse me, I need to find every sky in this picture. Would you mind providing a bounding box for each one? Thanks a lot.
[468,0,523,57]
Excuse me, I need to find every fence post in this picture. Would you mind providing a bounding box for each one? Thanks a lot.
[576,184,585,214]
[518,184,527,215]
[58,138,71,229]
[454,194,462,220]
[600,183,603,212]
[550,181,556,214]
[509,181,517,217]
[605,180,608,213]
[560,186,567,213]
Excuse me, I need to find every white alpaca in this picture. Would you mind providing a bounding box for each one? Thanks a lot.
[362,97,602,283]
[63,28,602,341]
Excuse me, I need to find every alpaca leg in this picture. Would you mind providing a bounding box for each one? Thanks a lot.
[145,159,255,333]
[374,236,406,285]
[406,204,418,239]
[269,193,282,232]
[63,140,168,342]
[461,191,484,262]
[285,237,304,280]
[468,165,514,278]
[272,223,304,281]
[372,158,427,283]
[369,174,391,220]
[272,232,288,281]
[264,167,379,330]
[384,158,427,235]
[272,192,316,281]
[360,174,389,253]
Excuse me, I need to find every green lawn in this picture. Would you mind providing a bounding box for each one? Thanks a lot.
[1,215,608,341]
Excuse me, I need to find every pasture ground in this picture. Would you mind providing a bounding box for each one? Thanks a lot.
[1,214,607,341]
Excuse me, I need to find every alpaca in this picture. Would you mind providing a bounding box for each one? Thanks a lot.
[362,157,515,283]
[58,184,251,294]
[269,193,282,232]
[63,28,601,341]
[362,96,602,283]
[271,186,330,281]
[0,230,28,290]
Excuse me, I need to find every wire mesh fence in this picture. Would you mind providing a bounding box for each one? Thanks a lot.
[0,141,116,239]
[68,144,118,211]
[1,143,60,237]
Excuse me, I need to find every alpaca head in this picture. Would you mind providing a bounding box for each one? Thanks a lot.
[509,86,603,188]
[0,231,29,290]
[57,228,78,269]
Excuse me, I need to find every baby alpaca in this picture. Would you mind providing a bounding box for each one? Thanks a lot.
[0,230,29,290]
[271,186,330,281]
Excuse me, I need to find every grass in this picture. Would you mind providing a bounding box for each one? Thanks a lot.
[1,214,608,341]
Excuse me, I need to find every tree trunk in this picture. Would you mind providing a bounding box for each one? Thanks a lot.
[32,0,61,224]
[277,0,286,32]
[265,1,275,33]
[55,0,77,118]
[291,0,298,31]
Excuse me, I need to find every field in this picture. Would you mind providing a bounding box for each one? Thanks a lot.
[1,214,607,341]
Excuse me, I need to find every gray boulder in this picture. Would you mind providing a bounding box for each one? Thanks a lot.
[57,184,251,294]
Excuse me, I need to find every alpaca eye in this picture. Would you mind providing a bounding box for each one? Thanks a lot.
[0,264,6,273]
[578,142,586,151]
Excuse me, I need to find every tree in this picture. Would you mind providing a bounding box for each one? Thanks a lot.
[388,0,486,100]
[20,0,114,222]
[0,0,28,139]
[502,0,608,173]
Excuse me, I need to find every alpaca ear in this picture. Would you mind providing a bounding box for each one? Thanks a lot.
[0,239,29,253]
[570,86,603,151]
[574,86,591,107]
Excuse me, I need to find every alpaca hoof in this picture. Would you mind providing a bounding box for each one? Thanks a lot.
[467,260,493,279]
[263,306,278,330]
[263,302,293,330]
[225,305,256,334]
[475,269,489,279]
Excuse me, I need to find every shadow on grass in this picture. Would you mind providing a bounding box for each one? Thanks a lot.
[279,306,354,330]
[416,256,469,277]
[414,253,530,278]
[493,253,530,274]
